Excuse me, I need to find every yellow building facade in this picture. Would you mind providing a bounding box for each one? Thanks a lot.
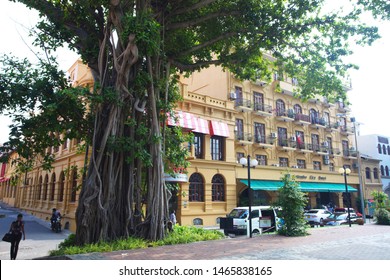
[1,60,362,230]
[0,60,93,232]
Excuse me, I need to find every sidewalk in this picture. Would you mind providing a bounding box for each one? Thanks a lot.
[2,201,390,260]
[67,222,390,260]
[0,202,71,260]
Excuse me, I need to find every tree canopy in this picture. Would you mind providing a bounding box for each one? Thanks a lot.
[1,0,389,244]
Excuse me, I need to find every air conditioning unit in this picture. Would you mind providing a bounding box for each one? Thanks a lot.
[290,136,297,142]
[323,155,330,165]
[270,132,277,138]
[229,92,237,100]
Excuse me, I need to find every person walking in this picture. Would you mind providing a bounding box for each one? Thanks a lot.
[170,210,177,226]
[9,213,26,260]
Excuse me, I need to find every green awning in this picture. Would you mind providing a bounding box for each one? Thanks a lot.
[239,180,357,193]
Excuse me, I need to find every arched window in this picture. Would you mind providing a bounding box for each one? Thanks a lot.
[381,165,385,176]
[293,104,302,114]
[43,174,49,200]
[50,173,56,201]
[275,99,285,116]
[365,167,371,179]
[373,168,379,179]
[70,170,78,202]
[189,173,204,202]
[212,174,225,201]
[386,166,389,177]
[37,176,42,200]
[378,144,382,154]
[58,171,65,202]
[383,144,387,155]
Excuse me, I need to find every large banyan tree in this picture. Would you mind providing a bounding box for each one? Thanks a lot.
[0,0,388,245]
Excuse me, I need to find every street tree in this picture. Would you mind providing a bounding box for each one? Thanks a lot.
[0,0,387,245]
[276,173,308,236]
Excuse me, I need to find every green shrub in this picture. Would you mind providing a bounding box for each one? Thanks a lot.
[374,208,390,225]
[50,225,224,256]
[275,173,308,237]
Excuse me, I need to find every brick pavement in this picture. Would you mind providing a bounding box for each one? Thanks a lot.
[68,224,390,260]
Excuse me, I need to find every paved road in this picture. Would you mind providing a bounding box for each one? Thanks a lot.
[0,202,71,260]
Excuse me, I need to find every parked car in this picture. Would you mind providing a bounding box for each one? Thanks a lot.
[220,206,282,235]
[334,207,356,215]
[304,209,332,227]
[325,213,360,226]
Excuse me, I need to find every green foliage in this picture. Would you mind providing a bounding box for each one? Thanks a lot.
[50,226,224,256]
[374,208,390,225]
[122,11,161,56]
[275,173,308,237]
[0,55,91,169]
[372,191,388,209]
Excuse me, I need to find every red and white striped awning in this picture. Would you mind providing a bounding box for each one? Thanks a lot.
[167,111,195,130]
[210,121,230,137]
[192,117,210,134]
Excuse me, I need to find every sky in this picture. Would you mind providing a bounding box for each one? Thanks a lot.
[0,1,390,144]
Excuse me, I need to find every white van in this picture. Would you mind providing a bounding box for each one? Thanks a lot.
[220,206,282,236]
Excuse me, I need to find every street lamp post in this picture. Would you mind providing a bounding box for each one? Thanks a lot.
[240,155,258,238]
[339,166,352,227]
[351,117,366,223]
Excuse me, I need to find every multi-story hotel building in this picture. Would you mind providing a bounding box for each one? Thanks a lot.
[0,59,362,230]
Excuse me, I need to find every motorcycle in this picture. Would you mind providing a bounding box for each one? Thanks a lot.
[50,217,62,233]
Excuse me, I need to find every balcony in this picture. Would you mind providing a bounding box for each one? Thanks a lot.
[337,101,351,113]
[275,109,295,122]
[297,142,313,154]
[254,135,275,149]
[310,117,326,129]
[315,145,330,155]
[322,97,335,108]
[279,80,297,96]
[278,138,297,151]
[234,99,253,112]
[253,103,273,117]
[308,97,320,104]
[330,147,341,157]
[326,122,340,132]
[294,113,311,126]
[235,132,253,145]
[340,126,355,136]
[343,148,358,159]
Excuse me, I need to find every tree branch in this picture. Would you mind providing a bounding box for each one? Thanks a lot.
[170,0,218,17]
[174,31,239,57]
[167,10,240,30]
[170,59,221,71]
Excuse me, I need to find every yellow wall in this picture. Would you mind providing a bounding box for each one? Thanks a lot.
[0,59,363,230]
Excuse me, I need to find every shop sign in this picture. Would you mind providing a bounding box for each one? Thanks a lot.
[164,173,188,183]
[295,175,327,181]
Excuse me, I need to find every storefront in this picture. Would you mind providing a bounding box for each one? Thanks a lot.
[238,179,358,209]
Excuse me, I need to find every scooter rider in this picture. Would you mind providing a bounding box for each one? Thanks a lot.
[50,208,61,229]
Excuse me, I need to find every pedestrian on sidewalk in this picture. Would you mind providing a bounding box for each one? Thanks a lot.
[9,213,26,260]
[170,210,177,225]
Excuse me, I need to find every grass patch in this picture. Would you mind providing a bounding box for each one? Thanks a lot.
[50,225,224,256]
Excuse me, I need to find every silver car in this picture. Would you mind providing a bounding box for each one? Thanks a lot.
[304,209,332,227]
